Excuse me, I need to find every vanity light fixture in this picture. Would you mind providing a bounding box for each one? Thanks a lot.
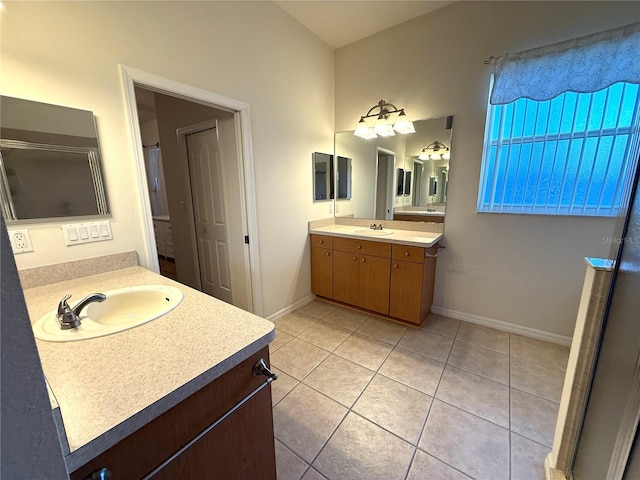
[354,99,415,139]
[418,140,450,161]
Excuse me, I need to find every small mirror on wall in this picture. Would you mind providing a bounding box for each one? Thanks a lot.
[396,168,405,196]
[313,152,334,201]
[0,96,109,222]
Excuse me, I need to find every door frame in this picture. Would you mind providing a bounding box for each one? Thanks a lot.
[119,65,263,316]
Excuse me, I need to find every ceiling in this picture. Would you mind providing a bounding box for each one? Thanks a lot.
[275,0,454,49]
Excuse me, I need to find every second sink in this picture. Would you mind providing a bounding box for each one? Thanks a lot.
[351,228,394,236]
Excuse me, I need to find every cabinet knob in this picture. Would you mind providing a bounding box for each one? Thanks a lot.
[394,263,399,268]
[86,468,112,480]
[357,245,362,249]
[319,240,324,244]
[325,252,330,256]
[361,258,366,263]
[404,252,409,256]
[353,256,357,261]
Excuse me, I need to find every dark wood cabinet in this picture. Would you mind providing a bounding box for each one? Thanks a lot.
[70,348,276,480]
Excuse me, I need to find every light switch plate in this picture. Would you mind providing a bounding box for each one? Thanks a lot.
[62,220,113,246]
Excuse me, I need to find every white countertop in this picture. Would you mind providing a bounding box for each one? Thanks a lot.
[23,266,274,472]
[310,224,443,247]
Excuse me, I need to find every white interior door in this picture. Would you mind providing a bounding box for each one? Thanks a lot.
[186,127,233,303]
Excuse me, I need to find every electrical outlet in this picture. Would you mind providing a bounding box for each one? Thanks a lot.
[8,228,34,254]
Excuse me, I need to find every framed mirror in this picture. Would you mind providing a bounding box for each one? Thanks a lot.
[0,96,109,222]
[313,152,334,201]
[334,115,453,223]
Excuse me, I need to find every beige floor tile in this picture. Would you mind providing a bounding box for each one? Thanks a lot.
[275,311,318,336]
[302,468,327,480]
[271,367,299,406]
[407,450,472,480]
[422,314,461,338]
[436,366,509,428]
[352,374,432,445]
[419,400,510,480]
[270,329,294,353]
[298,321,352,352]
[273,384,347,463]
[271,338,330,380]
[356,316,408,345]
[298,300,337,319]
[379,348,444,395]
[510,388,560,447]
[322,307,369,331]
[447,340,509,385]
[275,439,308,480]
[456,322,510,354]
[398,329,454,363]
[511,357,565,403]
[511,432,550,480]
[303,355,375,407]
[313,412,415,480]
[510,334,569,372]
[334,333,393,371]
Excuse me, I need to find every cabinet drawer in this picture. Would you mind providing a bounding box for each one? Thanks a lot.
[333,237,391,258]
[310,234,333,249]
[392,244,425,264]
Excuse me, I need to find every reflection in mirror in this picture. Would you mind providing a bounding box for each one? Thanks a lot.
[0,96,109,222]
[336,156,352,200]
[313,152,334,201]
[396,168,405,196]
[334,116,453,223]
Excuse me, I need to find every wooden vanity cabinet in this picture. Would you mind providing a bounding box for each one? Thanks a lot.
[332,238,391,315]
[310,234,437,326]
[69,347,276,480]
[310,235,333,299]
[389,245,437,325]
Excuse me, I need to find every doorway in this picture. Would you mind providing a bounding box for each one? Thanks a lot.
[375,148,395,221]
[123,66,261,315]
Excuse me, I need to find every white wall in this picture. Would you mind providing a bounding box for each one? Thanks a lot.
[336,1,635,336]
[1,1,335,317]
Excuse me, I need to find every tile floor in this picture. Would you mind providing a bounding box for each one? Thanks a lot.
[270,300,570,480]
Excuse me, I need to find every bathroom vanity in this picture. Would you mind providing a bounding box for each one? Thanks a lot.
[22,264,276,479]
[309,223,442,326]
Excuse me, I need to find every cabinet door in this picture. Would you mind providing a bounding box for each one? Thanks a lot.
[333,250,360,306]
[153,386,274,480]
[311,247,333,299]
[359,255,390,315]
[389,260,424,324]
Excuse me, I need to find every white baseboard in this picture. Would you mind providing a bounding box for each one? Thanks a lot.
[266,294,316,323]
[431,305,572,346]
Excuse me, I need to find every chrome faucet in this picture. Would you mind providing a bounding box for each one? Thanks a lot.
[56,293,106,330]
[369,223,384,230]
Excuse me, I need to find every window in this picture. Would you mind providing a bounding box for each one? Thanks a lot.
[478,82,640,216]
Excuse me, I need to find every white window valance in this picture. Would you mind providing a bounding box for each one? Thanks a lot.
[491,22,640,105]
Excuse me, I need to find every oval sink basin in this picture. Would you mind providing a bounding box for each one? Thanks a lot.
[351,228,394,236]
[33,285,184,342]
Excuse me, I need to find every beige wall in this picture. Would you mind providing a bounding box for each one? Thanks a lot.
[1,1,334,317]
[336,1,634,336]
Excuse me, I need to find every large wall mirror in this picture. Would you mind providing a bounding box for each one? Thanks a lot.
[0,96,109,223]
[334,115,453,222]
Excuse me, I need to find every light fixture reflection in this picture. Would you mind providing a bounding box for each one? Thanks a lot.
[418,140,450,161]
[354,99,415,139]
